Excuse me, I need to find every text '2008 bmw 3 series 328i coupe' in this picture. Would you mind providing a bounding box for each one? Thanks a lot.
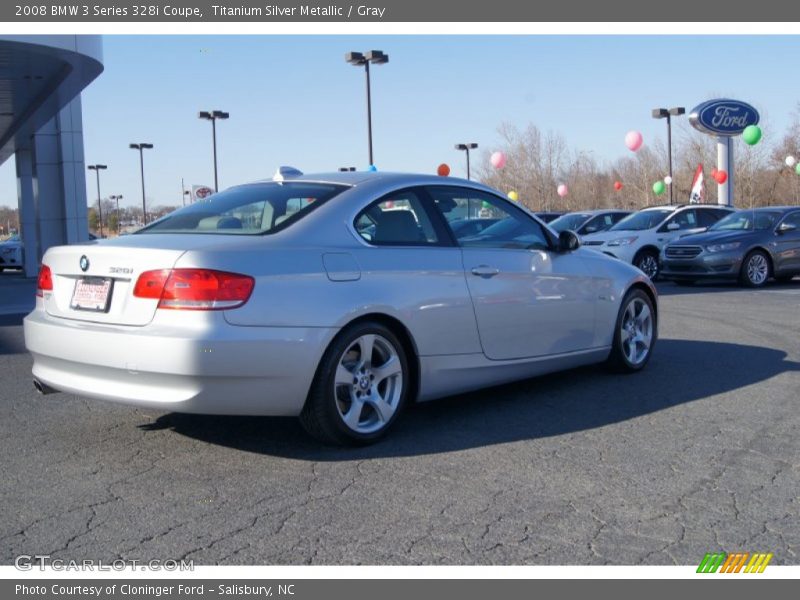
[25,169,657,445]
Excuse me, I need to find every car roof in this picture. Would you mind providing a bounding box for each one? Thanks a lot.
[248,170,476,188]
[641,203,732,211]
[732,206,800,213]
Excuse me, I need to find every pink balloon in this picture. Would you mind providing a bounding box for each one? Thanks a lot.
[557,184,568,197]
[490,151,507,169]
[625,130,644,152]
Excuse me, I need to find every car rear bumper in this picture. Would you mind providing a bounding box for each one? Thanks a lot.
[24,308,337,416]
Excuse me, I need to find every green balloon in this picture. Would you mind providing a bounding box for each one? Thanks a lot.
[481,200,490,209]
[653,181,666,195]
[795,163,800,176]
[742,125,762,145]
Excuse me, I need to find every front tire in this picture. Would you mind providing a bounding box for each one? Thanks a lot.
[606,288,656,373]
[300,321,409,446]
[634,249,660,280]
[739,250,771,288]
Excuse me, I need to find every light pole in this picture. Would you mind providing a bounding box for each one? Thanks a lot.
[652,107,685,205]
[345,50,389,166]
[198,110,229,192]
[87,164,107,238]
[109,194,123,235]
[455,143,478,180]
[129,143,153,225]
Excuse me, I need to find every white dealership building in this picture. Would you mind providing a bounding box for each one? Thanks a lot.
[0,35,103,277]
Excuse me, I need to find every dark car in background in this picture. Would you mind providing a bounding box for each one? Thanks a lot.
[548,209,631,236]
[660,207,800,287]
[535,211,564,223]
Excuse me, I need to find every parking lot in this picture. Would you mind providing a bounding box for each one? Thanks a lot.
[1,278,798,565]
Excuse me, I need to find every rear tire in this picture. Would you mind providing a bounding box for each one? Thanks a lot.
[634,249,660,280]
[300,321,410,446]
[606,288,656,373]
[739,250,771,288]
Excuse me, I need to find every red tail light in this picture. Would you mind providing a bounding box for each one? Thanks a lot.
[133,269,254,310]
[36,265,53,297]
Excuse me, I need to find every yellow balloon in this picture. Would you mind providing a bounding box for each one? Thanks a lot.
[508,191,519,201]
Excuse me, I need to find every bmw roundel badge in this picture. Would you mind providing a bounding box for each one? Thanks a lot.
[79,255,89,272]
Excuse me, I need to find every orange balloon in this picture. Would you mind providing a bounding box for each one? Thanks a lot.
[437,163,450,177]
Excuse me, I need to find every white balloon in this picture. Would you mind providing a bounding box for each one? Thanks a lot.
[664,176,673,185]
[785,156,797,168]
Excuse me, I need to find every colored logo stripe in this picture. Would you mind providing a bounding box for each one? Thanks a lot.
[697,552,773,573]
[744,553,773,573]
[697,553,726,573]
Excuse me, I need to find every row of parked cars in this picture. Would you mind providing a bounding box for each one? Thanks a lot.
[537,204,800,287]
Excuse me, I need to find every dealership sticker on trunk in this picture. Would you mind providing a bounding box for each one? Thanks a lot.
[70,277,113,312]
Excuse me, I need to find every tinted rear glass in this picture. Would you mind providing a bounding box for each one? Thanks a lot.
[137,182,348,235]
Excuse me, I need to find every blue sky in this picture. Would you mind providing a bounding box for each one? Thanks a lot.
[2,35,800,208]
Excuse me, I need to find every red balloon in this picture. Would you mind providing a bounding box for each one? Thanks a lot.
[714,170,728,184]
[437,163,450,177]
[614,181,623,191]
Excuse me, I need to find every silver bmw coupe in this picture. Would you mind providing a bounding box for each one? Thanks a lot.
[25,170,657,445]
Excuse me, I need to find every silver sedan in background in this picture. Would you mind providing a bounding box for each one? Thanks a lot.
[25,171,657,445]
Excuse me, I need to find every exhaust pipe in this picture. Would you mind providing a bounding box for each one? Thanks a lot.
[33,379,59,395]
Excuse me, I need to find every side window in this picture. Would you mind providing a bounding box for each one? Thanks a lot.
[780,212,800,229]
[612,212,629,225]
[355,189,440,246]
[427,186,551,251]
[697,209,724,227]
[580,215,604,234]
[665,209,698,231]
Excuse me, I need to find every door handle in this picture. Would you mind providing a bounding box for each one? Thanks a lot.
[471,265,500,277]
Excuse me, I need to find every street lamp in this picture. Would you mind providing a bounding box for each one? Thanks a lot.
[198,110,229,192]
[652,106,685,205]
[87,164,107,238]
[129,143,154,225]
[109,194,123,235]
[345,50,389,166]
[454,143,479,180]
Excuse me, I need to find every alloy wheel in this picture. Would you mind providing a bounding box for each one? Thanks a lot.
[620,297,653,366]
[333,334,403,434]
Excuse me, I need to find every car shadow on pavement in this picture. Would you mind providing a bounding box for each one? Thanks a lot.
[656,279,799,296]
[0,314,27,355]
[143,338,800,460]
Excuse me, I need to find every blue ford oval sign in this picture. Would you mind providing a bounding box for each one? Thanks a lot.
[689,98,760,136]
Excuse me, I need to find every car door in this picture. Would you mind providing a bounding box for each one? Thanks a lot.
[773,211,800,273]
[426,186,596,361]
[352,187,482,357]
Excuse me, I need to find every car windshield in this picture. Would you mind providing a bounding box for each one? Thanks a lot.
[610,209,673,231]
[138,182,348,235]
[548,213,591,232]
[710,210,781,231]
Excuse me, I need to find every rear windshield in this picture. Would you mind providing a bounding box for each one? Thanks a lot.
[137,182,348,235]
[610,209,672,231]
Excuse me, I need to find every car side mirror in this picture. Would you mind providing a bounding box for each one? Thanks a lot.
[778,222,797,235]
[666,222,680,231]
[558,230,581,252]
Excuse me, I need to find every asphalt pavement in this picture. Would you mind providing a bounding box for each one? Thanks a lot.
[1,280,798,565]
